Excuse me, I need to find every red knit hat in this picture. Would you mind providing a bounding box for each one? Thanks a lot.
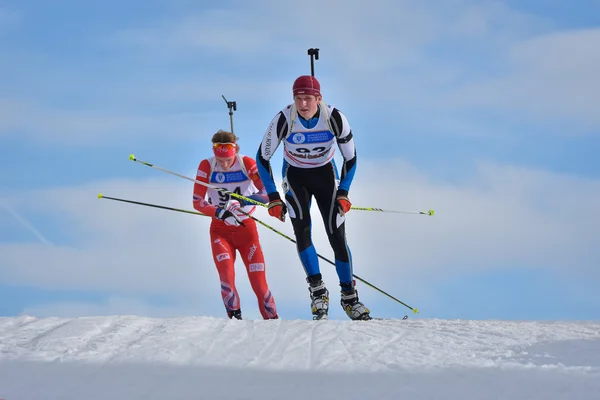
[293,75,321,97]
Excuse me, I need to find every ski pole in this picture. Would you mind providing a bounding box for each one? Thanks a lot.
[221,95,237,134]
[350,206,435,216]
[129,154,267,209]
[97,193,209,217]
[98,193,418,313]
[307,48,319,77]
[235,211,418,314]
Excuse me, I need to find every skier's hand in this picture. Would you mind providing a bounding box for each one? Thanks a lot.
[215,206,244,227]
[267,192,287,222]
[336,190,352,215]
[225,199,242,213]
[268,200,287,221]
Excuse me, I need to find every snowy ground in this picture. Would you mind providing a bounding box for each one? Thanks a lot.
[0,316,599,399]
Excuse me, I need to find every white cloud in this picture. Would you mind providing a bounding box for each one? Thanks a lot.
[445,28,600,130]
[0,200,53,246]
[107,0,600,131]
[113,1,441,72]
[3,1,595,150]
[117,10,274,55]
[21,296,199,318]
[113,0,542,74]
[0,99,218,145]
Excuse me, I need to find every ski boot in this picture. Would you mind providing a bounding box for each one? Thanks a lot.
[340,284,372,320]
[227,309,242,320]
[307,274,329,320]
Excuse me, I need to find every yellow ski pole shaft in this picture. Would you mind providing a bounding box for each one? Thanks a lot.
[129,154,267,209]
[350,206,435,216]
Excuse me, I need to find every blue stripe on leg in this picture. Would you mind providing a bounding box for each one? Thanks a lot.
[335,259,353,286]
[299,245,320,276]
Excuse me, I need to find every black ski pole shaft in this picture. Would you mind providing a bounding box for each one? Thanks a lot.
[221,95,237,134]
[307,48,319,77]
[237,209,418,313]
[97,193,209,217]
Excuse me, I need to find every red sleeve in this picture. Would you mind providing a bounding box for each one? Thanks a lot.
[242,156,265,191]
[193,159,218,216]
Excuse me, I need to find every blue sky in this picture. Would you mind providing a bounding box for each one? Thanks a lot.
[1,0,599,321]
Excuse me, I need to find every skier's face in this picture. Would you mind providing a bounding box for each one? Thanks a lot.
[216,156,236,170]
[294,95,321,119]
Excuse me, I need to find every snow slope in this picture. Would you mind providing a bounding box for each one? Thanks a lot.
[1,315,599,399]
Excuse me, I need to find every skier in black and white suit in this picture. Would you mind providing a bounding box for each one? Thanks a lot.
[256,75,371,320]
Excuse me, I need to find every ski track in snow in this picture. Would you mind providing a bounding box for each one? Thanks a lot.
[0,315,600,399]
[1,315,600,370]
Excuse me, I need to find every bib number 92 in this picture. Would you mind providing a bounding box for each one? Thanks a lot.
[295,146,326,153]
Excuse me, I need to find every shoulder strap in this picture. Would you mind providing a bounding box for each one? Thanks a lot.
[287,104,297,139]
[319,102,336,136]
[236,154,249,177]
[209,157,217,179]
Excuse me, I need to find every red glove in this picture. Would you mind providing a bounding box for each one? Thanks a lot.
[336,190,351,215]
[268,199,287,221]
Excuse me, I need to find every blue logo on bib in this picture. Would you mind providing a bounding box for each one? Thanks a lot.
[292,133,306,144]
[211,170,246,183]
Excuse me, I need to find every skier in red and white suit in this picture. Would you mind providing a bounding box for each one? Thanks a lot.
[192,130,278,320]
